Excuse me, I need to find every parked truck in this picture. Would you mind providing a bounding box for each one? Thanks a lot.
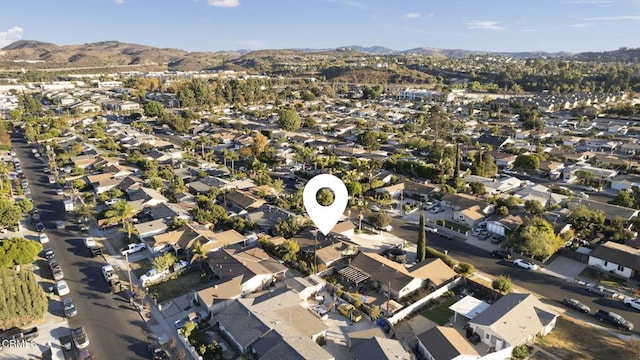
[63,198,74,212]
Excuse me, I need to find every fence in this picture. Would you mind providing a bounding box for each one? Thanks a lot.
[387,277,462,325]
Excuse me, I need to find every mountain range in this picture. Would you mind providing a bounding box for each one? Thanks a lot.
[0,40,638,72]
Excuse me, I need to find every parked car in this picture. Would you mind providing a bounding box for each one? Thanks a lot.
[72,327,90,349]
[55,280,70,296]
[148,343,170,360]
[425,226,438,233]
[513,259,539,270]
[595,309,633,331]
[104,198,119,206]
[56,188,64,195]
[175,311,209,329]
[140,268,170,286]
[55,220,65,229]
[491,249,512,260]
[623,297,640,311]
[430,206,443,214]
[39,233,50,244]
[48,258,65,281]
[491,235,506,244]
[63,298,78,318]
[121,242,147,256]
[83,237,97,248]
[477,231,491,240]
[42,248,55,260]
[586,285,616,298]
[561,297,590,313]
[35,222,46,232]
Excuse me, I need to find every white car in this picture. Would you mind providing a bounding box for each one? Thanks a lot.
[425,226,438,233]
[140,268,170,286]
[56,280,70,296]
[104,199,119,206]
[83,237,97,248]
[513,259,539,270]
[624,297,640,311]
[121,242,147,256]
[577,192,589,199]
[39,233,50,244]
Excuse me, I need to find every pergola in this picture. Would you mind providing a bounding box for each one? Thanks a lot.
[338,265,371,286]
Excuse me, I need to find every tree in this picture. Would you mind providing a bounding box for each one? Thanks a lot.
[316,188,334,206]
[457,262,475,277]
[575,170,595,186]
[345,181,363,197]
[567,205,605,233]
[611,190,634,208]
[0,268,47,329]
[153,252,177,273]
[105,200,136,238]
[524,199,544,216]
[15,198,33,214]
[182,321,196,339]
[143,101,165,118]
[0,237,42,267]
[368,211,391,230]
[357,130,380,152]
[0,198,23,230]
[469,182,486,196]
[189,240,207,266]
[508,217,563,260]
[279,239,300,263]
[416,211,426,262]
[252,131,268,156]
[492,275,512,294]
[513,154,540,171]
[277,108,301,131]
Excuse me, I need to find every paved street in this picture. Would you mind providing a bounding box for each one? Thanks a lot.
[347,211,640,334]
[11,134,154,360]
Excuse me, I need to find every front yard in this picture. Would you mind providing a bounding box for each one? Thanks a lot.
[149,269,208,304]
[536,315,638,359]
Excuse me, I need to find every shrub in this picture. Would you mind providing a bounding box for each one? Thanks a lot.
[457,262,475,277]
[425,246,457,268]
[492,275,512,294]
[511,344,530,359]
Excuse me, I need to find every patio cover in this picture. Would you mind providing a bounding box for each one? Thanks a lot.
[448,295,490,322]
[339,265,371,285]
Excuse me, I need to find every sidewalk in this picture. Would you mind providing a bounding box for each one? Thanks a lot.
[86,220,192,358]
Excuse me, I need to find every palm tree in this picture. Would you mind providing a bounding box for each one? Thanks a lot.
[105,200,135,229]
[228,151,239,173]
[190,240,208,271]
[119,221,138,240]
[221,148,229,169]
[75,203,96,223]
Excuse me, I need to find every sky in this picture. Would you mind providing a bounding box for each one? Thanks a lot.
[1,0,640,53]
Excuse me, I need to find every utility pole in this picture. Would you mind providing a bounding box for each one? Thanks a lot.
[125,252,134,295]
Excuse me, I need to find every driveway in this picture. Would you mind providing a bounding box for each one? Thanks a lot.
[542,256,587,282]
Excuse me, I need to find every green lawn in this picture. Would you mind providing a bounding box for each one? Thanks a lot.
[420,296,457,325]
[149,270,206,304]
[579,267,627,287]
[438,220,470,234]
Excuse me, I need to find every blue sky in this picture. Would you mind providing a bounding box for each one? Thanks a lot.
[1,0,639,53]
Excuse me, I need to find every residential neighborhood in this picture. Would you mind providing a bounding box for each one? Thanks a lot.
[1,44,640,360]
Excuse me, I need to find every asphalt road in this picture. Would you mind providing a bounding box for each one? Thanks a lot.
[12,134,152,359]
[388,217,640,333]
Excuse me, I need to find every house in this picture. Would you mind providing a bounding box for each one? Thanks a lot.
[247,205,296,235]
[281,275,326,301]
[224,190,266,212]
[212,288,333,359]
[453,205,487,228]
[588,241,640,279]
[127,187,168,208]
[205,248,286,296]
[468,293,558,354]
[476,134,513,149]
[416,326,481,360]
[330,220,355,239]
[569,198,638,222]
[484,214,525,237]
[610,175,640,192]
[133,218,168,239]
[353,336,413,360]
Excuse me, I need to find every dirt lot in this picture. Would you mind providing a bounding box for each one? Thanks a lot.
[536,316,639,359]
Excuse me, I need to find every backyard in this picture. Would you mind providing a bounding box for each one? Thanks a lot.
[419,295,457,325]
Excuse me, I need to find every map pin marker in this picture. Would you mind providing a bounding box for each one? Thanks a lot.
[303,174,349,236]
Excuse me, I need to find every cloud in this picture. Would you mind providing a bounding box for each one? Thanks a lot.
[468,21,505,31]
[569,23,589,28]
[405,12,421,19]
[0,26,24,48]
[582,15,640,21]
[113,0,125,4]
[327,0,367,10]
[207,0,239,7]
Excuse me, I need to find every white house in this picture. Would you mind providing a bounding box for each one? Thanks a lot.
[588,241,640,279]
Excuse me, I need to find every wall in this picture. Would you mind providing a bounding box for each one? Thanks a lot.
[387,277,462,325]
[587,257,633,279]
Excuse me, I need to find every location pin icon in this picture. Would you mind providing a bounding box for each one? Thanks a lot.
[303,174,349,236]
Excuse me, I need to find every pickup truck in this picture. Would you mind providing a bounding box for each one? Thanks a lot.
[586,285,617,298]
[595,309,634,331]
[121,242,146,256]
[101,265,119,282]
[0,326,39,348]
